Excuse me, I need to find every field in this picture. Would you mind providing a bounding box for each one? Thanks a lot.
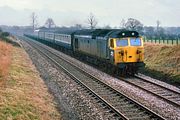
[141,43,180,84]
[0,40,61,120]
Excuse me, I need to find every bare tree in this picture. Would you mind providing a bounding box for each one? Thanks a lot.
[30,12,38,32]
[156,20,161,31]
[44,18,56,29]
[87,13,98,29]
[125,18,143,32]
[144,26,155,39]
[156,20,165,39]
[74,24,83,29]
[119,19,126,29]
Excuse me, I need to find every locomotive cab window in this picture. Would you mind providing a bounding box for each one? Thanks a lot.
[110,39,114,48]
[116,39,128,47]
[130,38,141,46]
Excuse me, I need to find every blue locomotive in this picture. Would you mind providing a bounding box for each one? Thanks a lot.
[25,29,145,75]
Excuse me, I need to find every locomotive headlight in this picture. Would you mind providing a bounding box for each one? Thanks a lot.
[122,33,125,36]
[132,32,135,35]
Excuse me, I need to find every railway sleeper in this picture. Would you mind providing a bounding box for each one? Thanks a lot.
[125,110,147,115]
[116,104,135,109]
[95,91,114,96]
[175,99,180,101]
[114,98,128,103]
[160,93,173,96]
[106,96,121,100]
[101,112,121,120]
[128,115,151,120]
[145,86,159,89]
[162,96,180,101]
[151,90,164,94]
[125,113,149,119]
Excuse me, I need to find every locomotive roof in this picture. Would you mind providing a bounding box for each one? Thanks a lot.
[74,29,139,38]
[74,29,94,35]
[108,30,139,38]
[39,29,139,38]
[74,29,111,37]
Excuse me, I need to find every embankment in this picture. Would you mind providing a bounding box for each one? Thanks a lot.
[140,43,180,85]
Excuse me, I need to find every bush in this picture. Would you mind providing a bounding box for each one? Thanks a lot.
[1,32,10,37]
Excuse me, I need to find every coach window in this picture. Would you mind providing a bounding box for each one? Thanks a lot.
[110,39,114,48]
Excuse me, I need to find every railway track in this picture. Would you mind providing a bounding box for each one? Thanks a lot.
[22,37,165,120]
[120,76,180,108]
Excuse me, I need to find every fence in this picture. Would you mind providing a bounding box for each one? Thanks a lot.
[144,38,180,45]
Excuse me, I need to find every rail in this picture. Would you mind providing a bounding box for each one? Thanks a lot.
[22,36,165,120]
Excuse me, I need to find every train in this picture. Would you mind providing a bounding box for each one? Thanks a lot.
[25,29,145,75]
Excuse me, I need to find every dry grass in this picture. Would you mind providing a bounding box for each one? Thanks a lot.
[144,43,180,79]
[0,40,12,84]
[0,42,61,120]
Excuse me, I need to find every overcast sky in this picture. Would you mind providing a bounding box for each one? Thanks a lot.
[0,0,179,27]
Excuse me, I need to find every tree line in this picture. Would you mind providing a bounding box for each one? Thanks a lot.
[29,12,180,40]
[0,28,10,38]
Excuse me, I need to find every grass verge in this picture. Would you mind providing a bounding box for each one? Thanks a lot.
[0,40,61,120]
[0,40,12,83]
[141,43,180,86]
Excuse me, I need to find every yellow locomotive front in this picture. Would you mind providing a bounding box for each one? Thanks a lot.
[109,35,145,75]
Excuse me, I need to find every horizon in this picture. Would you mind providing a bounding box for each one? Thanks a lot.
[0,0,179,27]
[1,24,180,28]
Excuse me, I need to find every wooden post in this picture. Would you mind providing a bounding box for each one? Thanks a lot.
[177,39,178,45]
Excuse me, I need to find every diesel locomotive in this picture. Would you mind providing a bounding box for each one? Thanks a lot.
[25,29,145,75]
